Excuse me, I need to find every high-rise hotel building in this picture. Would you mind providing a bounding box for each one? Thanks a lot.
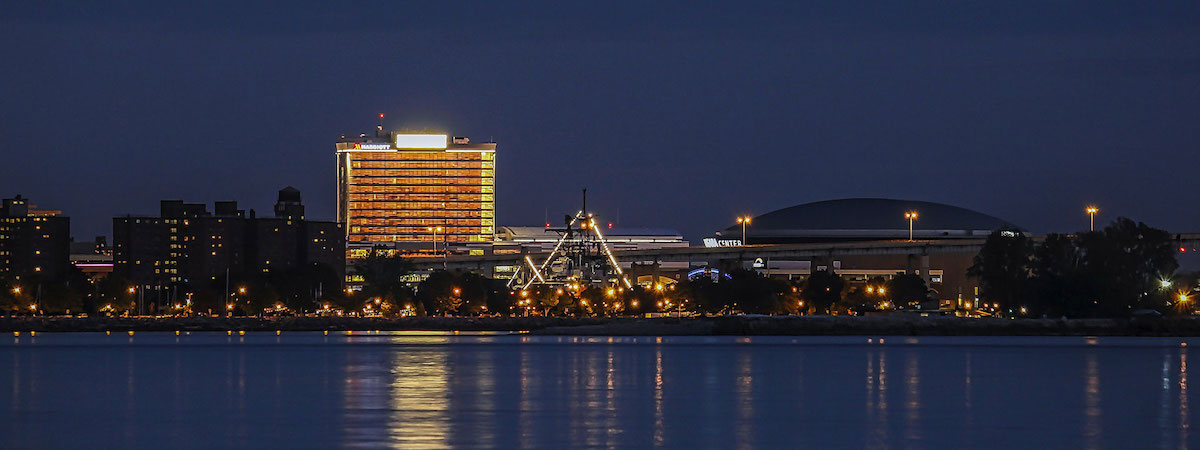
[336,130,496,257]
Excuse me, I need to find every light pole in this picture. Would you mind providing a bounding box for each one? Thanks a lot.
[904,211,918,242]
[426,226,443,255]
[1085,206,1099,232]
[736,216,752,246]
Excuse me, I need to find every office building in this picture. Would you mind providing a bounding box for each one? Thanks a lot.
[337,128,496,258]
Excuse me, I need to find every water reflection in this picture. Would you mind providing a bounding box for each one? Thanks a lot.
[865,349,888,447]
[387,348,450,448]
[3,334,1200,448]
[904,351,921,441]
[1084,352,1102,449]
[653,346,665,447]
[1181,349,1189,447]
[518,344,533,449]
[735,352,754,447]
[963,353,973,433]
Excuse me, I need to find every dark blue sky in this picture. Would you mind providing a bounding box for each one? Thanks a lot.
[2,1,1198,241]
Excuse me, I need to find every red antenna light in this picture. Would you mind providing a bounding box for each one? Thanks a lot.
[379,113,385,119]
[608,222,613,229]
[545,222,551,228]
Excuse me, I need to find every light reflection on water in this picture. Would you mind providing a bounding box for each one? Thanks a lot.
[0,333,1196,448]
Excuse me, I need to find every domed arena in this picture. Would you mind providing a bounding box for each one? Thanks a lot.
[719,198,1020,244]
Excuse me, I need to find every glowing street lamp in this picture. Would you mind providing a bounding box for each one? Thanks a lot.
[736,216,752,245]
[11,286,19,295]
[904,211,919,242]
[1085,206,1099,232]
[426,226,444,254]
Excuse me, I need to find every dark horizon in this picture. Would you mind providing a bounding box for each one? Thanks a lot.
[2,1,1198,242]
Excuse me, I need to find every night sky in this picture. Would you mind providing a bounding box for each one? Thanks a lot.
[2,1,1198,242]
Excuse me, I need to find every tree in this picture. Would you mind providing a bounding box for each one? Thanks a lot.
[1029,233,1090,317]
[887,274,930,308]
[1027,219,1179,317]
[415,270,471,315]
[1078,218,1178,315]
[726,270,775,314]
[801,270,844,314]
[354,250,415,308]
[273,263,342,314]
[456,272,492,315]
[840,276,888,312]
[967,229,1033,313]
[96,274,137,316]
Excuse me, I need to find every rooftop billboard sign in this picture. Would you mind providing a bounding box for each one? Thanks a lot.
[394,134,447,149]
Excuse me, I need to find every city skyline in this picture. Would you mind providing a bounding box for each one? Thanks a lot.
[3,2,1199,242]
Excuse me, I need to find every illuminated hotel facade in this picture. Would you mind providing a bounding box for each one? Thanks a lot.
[336,130,496,258]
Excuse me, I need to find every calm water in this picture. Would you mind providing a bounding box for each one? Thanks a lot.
[0,332,1196,449]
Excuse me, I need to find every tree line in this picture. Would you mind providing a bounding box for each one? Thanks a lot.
[968,217,1186,317]
[0,262,344,317]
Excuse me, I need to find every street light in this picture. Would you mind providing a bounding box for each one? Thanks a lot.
[1085,206,1099,232]
[426,226,444,255]
[736,216,752,246]
[11,286,19,295]
[904,211,919,241]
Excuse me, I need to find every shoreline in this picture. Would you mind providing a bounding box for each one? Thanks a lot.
[2,315,1200,336]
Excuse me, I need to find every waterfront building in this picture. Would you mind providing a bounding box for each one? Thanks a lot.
[493,226,689,253]
[707,198,1022,309]
[0,195,71,282]
[336,128,496,258]
[113,187,345,292]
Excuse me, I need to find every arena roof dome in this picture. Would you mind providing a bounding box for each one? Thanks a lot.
[718,198,1020,244]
